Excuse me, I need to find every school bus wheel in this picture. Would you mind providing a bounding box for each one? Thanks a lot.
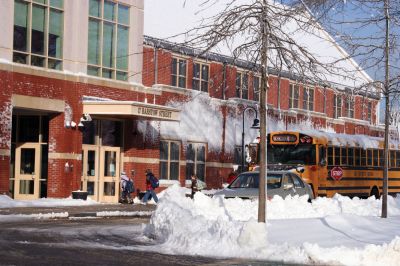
[370,186,380,199]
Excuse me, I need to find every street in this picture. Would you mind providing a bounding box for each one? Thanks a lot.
[0,217,296,266]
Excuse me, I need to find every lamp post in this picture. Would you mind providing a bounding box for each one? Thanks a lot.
[241,106,260,172]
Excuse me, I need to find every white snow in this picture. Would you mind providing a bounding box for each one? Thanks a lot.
[143,185,400,265]
[0,195,100,208]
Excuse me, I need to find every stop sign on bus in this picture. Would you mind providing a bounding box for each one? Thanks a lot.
[331,167,343,181]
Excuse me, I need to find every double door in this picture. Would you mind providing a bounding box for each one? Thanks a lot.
[82,145,120,203]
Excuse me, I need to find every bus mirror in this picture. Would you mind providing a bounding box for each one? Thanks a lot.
[296,167,305,173]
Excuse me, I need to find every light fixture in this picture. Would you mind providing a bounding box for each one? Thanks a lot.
[83,113,92,121]
[78,122,84,127]
[70,121,77,128]
[65,121,71,128]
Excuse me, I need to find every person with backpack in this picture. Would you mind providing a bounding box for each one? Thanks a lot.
[142,169,159,204]
[120,171,134,204]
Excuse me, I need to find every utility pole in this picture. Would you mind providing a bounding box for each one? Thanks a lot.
[382,0,390,218]
[258,0,269,223]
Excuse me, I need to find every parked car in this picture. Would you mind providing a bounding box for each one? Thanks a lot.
[214,170,314,200]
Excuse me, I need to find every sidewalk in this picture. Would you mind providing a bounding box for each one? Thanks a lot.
[0,203,156,219]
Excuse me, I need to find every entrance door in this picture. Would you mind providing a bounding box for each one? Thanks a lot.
[81,145,99,201]
[99,147,120,203]
[14,143,41,200]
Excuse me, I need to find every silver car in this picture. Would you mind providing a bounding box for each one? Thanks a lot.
[215,171,314,200]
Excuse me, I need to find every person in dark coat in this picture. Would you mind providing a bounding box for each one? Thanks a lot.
[142,169,159,204]
[191,174,198,199]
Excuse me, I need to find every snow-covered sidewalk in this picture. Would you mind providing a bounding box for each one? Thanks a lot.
[142,185,400,266]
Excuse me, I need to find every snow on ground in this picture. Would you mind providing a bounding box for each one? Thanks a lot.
[143,185,400,266]
[0,195,100,208]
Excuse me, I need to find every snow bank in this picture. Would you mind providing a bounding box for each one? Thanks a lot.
[0,195,100,208]
[144,186,400,265]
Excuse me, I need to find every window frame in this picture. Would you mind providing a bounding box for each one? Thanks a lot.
[253,75,260,102]
[159,140,180,180]
[346,96,355,118]
[289,84,299,109]
[333,94,342,118]
[192,62,209,92]
[302,87,314,111]
[13,0,64,69]
[236,71,249,100]
[171,57,187,88]
[87,0,130,81]
[185,142,206,181]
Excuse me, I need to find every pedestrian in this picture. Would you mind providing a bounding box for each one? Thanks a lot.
[120,171,134,204]
[227,171,237,184]
[142,169,159,204]
[191,174,198,199]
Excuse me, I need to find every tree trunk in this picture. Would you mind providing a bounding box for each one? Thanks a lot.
[258,0,269,223]
[381,0,390,218]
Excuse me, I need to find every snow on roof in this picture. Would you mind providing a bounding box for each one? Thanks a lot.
[144,0,374,90]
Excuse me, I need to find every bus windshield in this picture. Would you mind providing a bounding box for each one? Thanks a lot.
[267,144,316,165]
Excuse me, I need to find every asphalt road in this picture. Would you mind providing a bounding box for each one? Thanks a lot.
[0,218,306,266]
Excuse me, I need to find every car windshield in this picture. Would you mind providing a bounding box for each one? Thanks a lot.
[229,173,282,189]
[267,144,316,165]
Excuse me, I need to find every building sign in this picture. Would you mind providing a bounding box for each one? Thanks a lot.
[331,167,343,181]
[137,107,172,119]
[271,134,297,143]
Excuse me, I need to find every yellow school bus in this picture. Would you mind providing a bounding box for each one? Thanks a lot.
[251,131,400,198]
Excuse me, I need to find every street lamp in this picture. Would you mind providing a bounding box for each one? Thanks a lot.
[241,106,260,172]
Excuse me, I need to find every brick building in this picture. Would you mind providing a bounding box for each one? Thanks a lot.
[0,0,387,202]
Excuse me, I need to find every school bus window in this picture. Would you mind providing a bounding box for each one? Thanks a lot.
[334,147,340,165]
[361,149,367,166]
[328,146,334,166]
[367,149,373,166]
[319,146,326,165]
[390,151,395,167]
[396,151,400,168]
[348,147,354,166]
[341,147,347,165]
[379,149,384,167]
[355,148,361,166]
[373,149,378,166]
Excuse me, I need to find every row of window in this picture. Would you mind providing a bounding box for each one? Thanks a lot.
[327,146,400,168]
[160,140,206,181]
[13,0,130,80]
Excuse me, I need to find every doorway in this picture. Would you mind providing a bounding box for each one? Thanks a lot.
[81,119,123,203]
[11,115,49,200]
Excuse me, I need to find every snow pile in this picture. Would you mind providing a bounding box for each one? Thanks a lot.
[145,185,268,257]
[96,211,153,217]
[144,186,400,265]
[0,195,100,208]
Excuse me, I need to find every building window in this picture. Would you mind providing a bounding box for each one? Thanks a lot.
[160,140,180,180]
[13,0,64,69]
[333,94,342,118]
[171,57,187,88]
[87,0,130,81]
[289,84,299,109]
[368,102,372,123]
[346,97,354,118]
[192,62,209,92]
[302,87,314,111]
[253,76,260,102]
[185,143,206,181]
[236,71,248,99]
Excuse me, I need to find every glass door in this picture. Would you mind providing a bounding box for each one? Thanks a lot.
[99,147,120,203]
[81,145,99,201]
[14,143,41,200]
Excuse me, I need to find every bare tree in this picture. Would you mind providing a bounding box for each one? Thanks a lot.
[299,0,400,218]
[176,0,367,222]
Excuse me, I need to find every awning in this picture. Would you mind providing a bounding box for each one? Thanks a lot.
[83,100,180,122]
